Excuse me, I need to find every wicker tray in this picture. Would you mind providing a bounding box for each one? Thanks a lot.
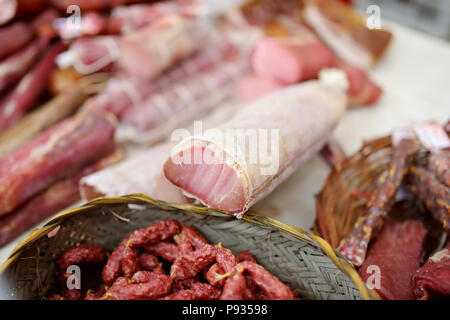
[0,194,378,300]
[314,135,393,248]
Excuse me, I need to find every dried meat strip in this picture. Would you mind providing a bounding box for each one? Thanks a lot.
[0,37,49,94]
[338,138,420,266]
[0,111,115,216]
[0,147,123,247]
[428,151,450,188]
[358,218,427,300]
[0,42,65,132]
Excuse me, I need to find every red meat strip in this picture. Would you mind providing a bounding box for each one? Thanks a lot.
[0,146,123,247]
[358,218,427,300]
[0,42,65,132]
[413,244,450,299]
[0,22,33,60]
[0,111,115,216]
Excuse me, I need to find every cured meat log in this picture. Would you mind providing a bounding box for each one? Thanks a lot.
[303,0,392,69]
[118,15,212,79]
[0,111,116,216]
[358,218,427,300]
[118,54,249,145]
[82,39,237,118]
[163,71,347,215]
[251,35,335,84]
[0,147,123,247]
[0,22,33,60]
[413,243,450,299]
[0,37,49,94]
[0,42,65,132]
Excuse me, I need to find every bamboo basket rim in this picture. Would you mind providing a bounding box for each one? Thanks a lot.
[0,193,380,300]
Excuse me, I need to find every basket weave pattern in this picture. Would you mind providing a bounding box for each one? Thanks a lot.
[315,136,392,248]
[1,195,377,300]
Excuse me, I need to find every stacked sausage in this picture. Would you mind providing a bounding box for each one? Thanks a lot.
[48,220,296,300]
[337,122,450,300]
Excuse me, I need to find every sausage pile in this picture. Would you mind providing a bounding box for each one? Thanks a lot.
[48,220,296,300]
[337,122,450,300]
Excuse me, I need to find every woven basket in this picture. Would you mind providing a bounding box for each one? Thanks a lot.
[0,194,379,300]
[314,135,392,247]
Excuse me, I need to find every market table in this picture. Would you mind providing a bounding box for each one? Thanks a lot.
[1,21,449,265]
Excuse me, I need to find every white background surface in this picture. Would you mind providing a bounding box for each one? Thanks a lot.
[1,22,449,266]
